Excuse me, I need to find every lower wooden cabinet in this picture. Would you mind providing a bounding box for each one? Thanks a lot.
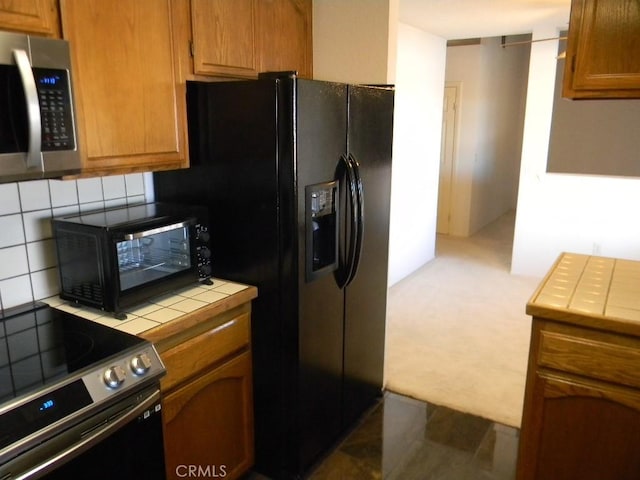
[155,305,254,480]
[163,351,254,480]
[517,319,640,480]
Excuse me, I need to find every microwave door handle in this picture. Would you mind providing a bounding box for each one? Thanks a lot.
[123,219,196,240]
[13,48,43,171]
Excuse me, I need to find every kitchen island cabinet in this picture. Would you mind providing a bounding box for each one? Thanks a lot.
[563,0,640,99]
[58,0,189,176]
[0,0,59,37]
[517,253,640,480]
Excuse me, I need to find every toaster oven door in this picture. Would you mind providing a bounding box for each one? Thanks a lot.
[116,220,196,292]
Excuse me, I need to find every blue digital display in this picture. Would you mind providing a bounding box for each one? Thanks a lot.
[39,399,55,411]
[39,75,60,86]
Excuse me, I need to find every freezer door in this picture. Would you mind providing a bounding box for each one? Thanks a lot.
[343,84,394,428]
[295,79,348,474]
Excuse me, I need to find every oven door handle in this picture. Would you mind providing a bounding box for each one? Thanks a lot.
[11,388,161,480]
[123,219,196,240]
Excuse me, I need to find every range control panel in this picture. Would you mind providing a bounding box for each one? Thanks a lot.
[82,344,165,403]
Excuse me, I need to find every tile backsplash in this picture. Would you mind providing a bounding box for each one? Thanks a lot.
[0,173,151,312]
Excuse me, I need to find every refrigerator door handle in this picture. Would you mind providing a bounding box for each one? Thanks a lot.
[336,154,358,289]
[345,153,364,287]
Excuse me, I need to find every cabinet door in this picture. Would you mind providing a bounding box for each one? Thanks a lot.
[563,0,640,98]
[59,0,188,175]
[162,351,254,480]
[256,0,312,79]
[517,371,640,480]
[190,0,258,78]
[0,0,59,37]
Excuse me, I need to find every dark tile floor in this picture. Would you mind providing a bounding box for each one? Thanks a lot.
[244,391,520,479]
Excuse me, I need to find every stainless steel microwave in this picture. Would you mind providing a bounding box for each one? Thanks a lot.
[0,31,80,183]
[52,202,212,319]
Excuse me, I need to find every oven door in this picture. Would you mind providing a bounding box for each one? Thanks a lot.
[0,386,166,480]
[113,219,201,309]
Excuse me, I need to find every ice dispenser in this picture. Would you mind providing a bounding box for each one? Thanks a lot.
[305,181,339,281]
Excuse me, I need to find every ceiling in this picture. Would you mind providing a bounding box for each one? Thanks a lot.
[398,0,571,40]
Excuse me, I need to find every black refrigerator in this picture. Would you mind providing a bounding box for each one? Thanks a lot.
[153,73,394,480]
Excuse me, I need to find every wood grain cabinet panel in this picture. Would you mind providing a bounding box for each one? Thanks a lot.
[0,0,59,37]
[190,0,258,78]
[59,0,188,175]
[160,313,250,391]
[257,0,312,78]
[188,0,312,79]
[563,0,640,98]
[163,351,254,480]
[155,303,255,480]
[517,319,640,479]
[538,326,640,389]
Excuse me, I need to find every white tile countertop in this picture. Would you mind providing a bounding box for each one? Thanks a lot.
[527,252,640,337]
[44,278,253,336]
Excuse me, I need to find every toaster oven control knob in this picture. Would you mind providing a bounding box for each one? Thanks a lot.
[201,264,212,276]
[103,366,126,389]
[200,247,212,259]
[198,230,210,242]
[130,353,152,375]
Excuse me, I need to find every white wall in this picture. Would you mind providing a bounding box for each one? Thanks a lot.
[443,44,481,236]
[313,0,396,84]
[388,24,446,285]
[512,27,640,277]
[444,36,529,236]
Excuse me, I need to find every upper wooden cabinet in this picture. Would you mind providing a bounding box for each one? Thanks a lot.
[59,0,188,176]
[188,0,312,79]
[256,0,312,78]
[0,0,60,37]
[5,0,310,177]
[563,0,640,99]
[191,0,258,78]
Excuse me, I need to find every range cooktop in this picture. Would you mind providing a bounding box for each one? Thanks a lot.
[0,301,165,462]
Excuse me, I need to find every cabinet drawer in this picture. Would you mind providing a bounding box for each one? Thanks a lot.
[161,312,250,391]
[538,328,640,389]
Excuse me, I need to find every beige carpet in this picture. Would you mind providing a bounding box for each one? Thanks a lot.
[384,212,542,428]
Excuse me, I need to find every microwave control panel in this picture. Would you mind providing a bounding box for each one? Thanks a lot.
[33,68,76,151]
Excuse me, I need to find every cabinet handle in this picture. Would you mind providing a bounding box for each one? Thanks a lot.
[212,318,237,334]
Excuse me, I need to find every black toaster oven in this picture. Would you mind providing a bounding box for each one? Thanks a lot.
[52,202,212,319]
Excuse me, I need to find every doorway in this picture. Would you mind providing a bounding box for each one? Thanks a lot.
[436,82,460,235]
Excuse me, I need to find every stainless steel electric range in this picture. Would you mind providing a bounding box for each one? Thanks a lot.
[0,301,166,480]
